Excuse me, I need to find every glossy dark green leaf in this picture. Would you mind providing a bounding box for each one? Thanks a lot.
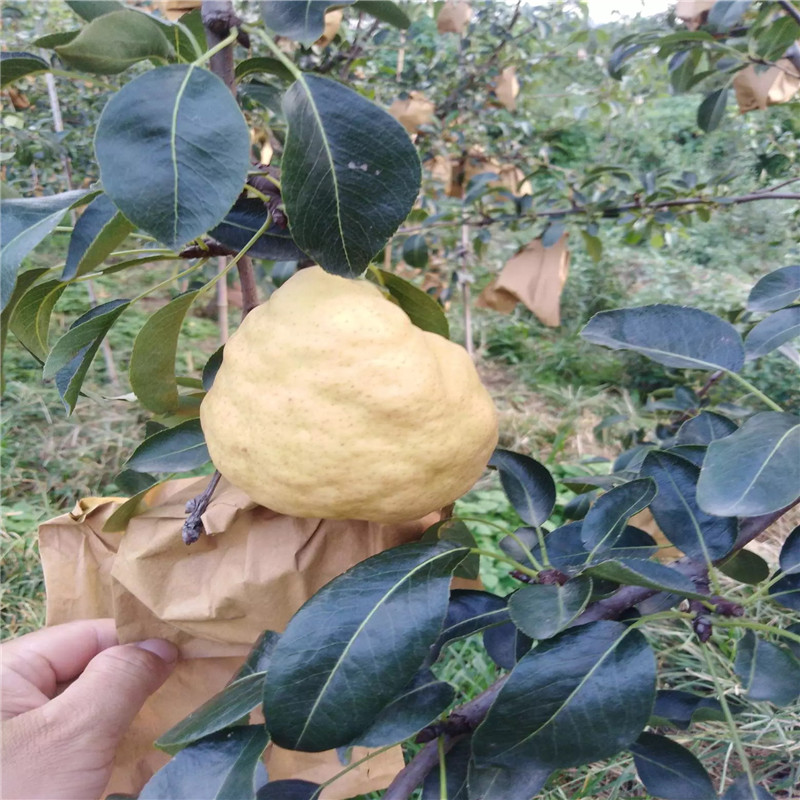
[0,267,47,369]
[351,669,454,747]
[580,478,656,552]
[585,559,706,600]
[650,690,727,730]
[707,1,750,32]
[755,16,800,62]
[425,589,509,667]
[669,49,701,92]
[421,520,478,578]
[66,0,125,20]
[483,619,532,670]
[718,548,770,585]
[641,450,737,562]
[374,269,449,339]
[55,10,173,74]
[768,573,800,610]
[9,279,67,362]
[140,725,269,799]
[129,289,200,413]
[630,732,715,800]
[467,762,551,800]
[238,80,283,114]
[263,542,467,751]
[202,345,224,392]
[677,411,737,446]
[281,74,420,277]
[608,42,647,80]
[488,449,556,527]
[747,265,800,312]
[257,781,320,800]
[152,10,207,62]
[721,775,773,800]
[0,51,49,87]
[733,630,800,706]
[472,621,656,773]
[697,412,800,517]
[63,193,135,280]
[209,198,306,261]
[235,57,295,84]
[508,577,592,640]
[45,300,129,413]
[402,234,428,269]
[542,220,565,248]
[779,526,800,574]
[126,418,209,473]
[421,737,470,800]
[95,66,250,249]
[667,444,706,468]
[581,305,744,372]
[353,0,410,28]
[745,307,800,360]
[1,189,89,311]
[260,0,355,44]
[580,229,602,262]
[697,88,728,133]
[103,477,164,532]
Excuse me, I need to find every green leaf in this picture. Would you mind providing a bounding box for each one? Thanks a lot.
[353,0,410,28]
[209,198,306,261]
[0,52,50,87]
[45,300,130,413]
[630,732,716,800]
[697,412,800,517]
[281,74,421,277]
[676,411,737,446]
[542,220,565,248]
[202,345,224,391]
[585,558,707,601]
[157,633,279,755]
[745,307,800,360]
[733,630,800,706]
[402,234,428,269]
[62,193,135,280]
[260,0,355,44]
[508,577,592,640]
[421,519,478,578]
[351,669,454,747]
[9,279,67,362]
[152,9,207,62]
[747,265,800,312]
[373,269,449,339]
[768,573,800,610]
[33,31,81,48]
[580,229,602,262]
[262,542,467,751]
[472,621,656,772]
[235,57,295,84]
[489,449,556,527]
[669,48,701,93]
[95,65,250,250]
[580,305,745,372]
[651,689,729,730]
[55,10,174,74]
[580,478,657,552]
[697,88,728,133]
[755,16,800,62]
[129,290,200,413]
[102,478,164,532]
[779,525,800,575]
[707,1,750,33]
[718,548,770,585]
[641,450,737,562]
[1,189,89,311]
[608,42,647,80]
[65,0,125,20]
[468,762,551,800]
[126,418,209,473]
[257,780,320,800]
[140,725,269,800]
[0,267,48,372]
[722,775,773,800]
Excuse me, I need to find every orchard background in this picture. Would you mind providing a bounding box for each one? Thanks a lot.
[1,0,799,798]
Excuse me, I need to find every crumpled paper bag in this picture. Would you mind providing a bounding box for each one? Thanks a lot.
[733,58,800,112]
[38,476,449,799]
[477,235,570,326]
[674,0,714,30]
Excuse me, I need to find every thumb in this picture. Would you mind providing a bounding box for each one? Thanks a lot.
[48,639,178,744]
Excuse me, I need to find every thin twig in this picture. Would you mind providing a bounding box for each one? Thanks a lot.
[182,471,222,544]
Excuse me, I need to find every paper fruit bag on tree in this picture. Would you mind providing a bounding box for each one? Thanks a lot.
[733,58,800,113]
[38,477,448,799]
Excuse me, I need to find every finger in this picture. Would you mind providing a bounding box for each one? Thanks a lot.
[44,640,178,744]
[1,619,119,698]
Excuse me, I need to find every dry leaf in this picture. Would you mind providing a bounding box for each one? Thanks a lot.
[437,0,472,35]
[494,65,519,111]
[674,0,715,29]
[486,235,570,326]
[316,8,343,47]
[4,87,30,110]
[389,91,435,133]
[152,0,201,20]
[733,58,800,112]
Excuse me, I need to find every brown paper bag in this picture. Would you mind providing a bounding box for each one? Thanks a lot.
[437,1,472,35]
[152,0,201,21]
[674,0,714,30]
[425,154,455,195]
[477,236,570,326]
[39,476,447,799]
[316,9,343,48]
[733,58,800,112]
[389,91,435,133]
[493,66,519,111]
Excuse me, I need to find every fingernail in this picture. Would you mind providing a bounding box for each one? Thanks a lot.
[134,638,179,664]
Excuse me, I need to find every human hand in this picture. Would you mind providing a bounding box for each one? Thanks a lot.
[1,619,178,800]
